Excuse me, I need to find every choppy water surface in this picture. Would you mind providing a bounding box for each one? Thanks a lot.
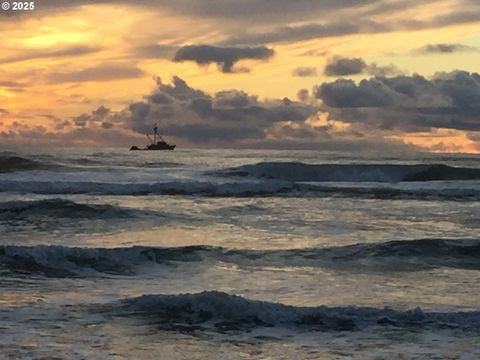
[1,148,480,359]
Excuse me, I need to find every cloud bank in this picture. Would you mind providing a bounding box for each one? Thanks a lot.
[316,71,480,132]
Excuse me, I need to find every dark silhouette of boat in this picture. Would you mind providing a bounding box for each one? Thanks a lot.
[130,124,176,151]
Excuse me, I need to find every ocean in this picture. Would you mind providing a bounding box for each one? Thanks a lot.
[1,148,480,359]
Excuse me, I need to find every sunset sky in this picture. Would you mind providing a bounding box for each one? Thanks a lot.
[1,0,480,152]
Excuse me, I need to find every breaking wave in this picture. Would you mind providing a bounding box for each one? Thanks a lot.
[1,239,479,277]
[0,199,142,220]
[0,155,56,173]
[220,162,480,182]
[100,291,480,333]
[223,238,480,272]
[0,180,294,197]
[0,180,480,200]
[0,245,206,277]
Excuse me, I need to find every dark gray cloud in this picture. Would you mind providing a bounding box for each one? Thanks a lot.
[51,118,71,131]
[158,76,207,101]
[92,105,110,117]
[297,89,310,102]
[149,93,173,104]
[324,57,402,77]
[101,122,114,129]
[260,122,416,152]
[213,90,258,108]
[128,102,152,133]
[123,76,318,145]
[187,93,315,125]
[73,105,112,127]
[0,46,100,65]
[366,63,402,77]
[414,43,478,54]
[292,67,317,77]
[47,63,145,83]
[73,114,89,127]
[173,45,274,73]
[325,57,367,76]
[162,123,264,144]
[318,78,395,107]
[315,71,480,132]
[121,78,413,151]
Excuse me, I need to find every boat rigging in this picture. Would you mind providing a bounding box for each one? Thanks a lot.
[130,124,176,151]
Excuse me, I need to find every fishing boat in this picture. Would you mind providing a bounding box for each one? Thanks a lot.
[130,124,176,151]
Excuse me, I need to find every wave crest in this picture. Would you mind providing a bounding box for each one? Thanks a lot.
[101,291,480,333]
[1,239,479,277]
[225,239,480,272]
[0,156,49,173]
[0,180,293,197]
[0,245,209,277]
[220,162,480,182]
[0,199,139,220]
[1,180,479,200]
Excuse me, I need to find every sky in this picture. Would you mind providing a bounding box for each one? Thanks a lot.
[0,0,480,152]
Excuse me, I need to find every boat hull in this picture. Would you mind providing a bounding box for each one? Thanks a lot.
[130,145,176,151]
[130,126,176,150]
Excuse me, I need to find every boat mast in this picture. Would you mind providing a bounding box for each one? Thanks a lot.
[153,123,158,144]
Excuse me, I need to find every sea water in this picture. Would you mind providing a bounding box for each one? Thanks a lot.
[1,148,480,359]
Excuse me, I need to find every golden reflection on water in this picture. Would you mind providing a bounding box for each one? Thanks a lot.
[89,225,315,250]
[0,292,44,308]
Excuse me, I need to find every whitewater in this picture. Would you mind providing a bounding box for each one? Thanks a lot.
[1,148,480,359]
